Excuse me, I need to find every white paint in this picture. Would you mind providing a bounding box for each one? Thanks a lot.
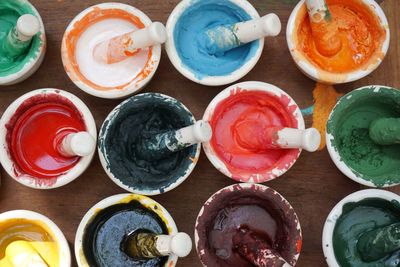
[76,18,149,88]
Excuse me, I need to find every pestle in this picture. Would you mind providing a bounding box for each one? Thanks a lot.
[369,118,400,145]
[2,14,40,59]
[233,229,293,267]
[305,0,342,57]
[93,21,167,64]
[124,232,192,259]
[357,222,400,262]
[235,123,321,152]
[1,241,48,267]
[201,13,281,56]
[57,132,96,157]
[135,120,212,161]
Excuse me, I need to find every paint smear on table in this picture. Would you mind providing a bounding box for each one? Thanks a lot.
[312,83,343,150]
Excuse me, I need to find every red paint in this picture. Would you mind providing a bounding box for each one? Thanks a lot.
[7,96,86,179]
[210,89,300,182]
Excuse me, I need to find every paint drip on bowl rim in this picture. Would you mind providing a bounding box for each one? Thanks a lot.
[203,82,305,183]
[195,183,302,267]
[62,3,161,98]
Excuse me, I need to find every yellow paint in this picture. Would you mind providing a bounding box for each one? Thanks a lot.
[0,219,59,267]
[312,83,343,150]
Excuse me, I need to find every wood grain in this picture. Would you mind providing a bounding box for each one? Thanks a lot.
[0,0,399,266]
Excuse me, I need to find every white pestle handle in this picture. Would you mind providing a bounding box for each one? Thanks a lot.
[155,233,192,258]
[305,0,329,22]
[59,132,96,157]
[275,128,321,152]
[123,22,167,52]
[16,14,40,42]
[235,13,282,44]
[93,22,166,64]
[167,120,212,151]
[6,241,48,267]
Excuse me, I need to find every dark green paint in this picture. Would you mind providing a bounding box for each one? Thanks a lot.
[369,118,400,145]
[99,93,198,193]
[333,198,400,267]
[327,86,400,187]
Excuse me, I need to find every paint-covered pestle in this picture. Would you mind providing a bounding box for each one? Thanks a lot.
[125,232,192,259]
[233,229,293,267]
[305,0,342,57]
[58,132,96,157]
[357,223,400,262]
[369,118,400,145]
[2,14,40,59]
[236,125,321,152]
[2,241,49,267]
[201,13,281,56]
[93,22,167,64]
[136,120,212,160]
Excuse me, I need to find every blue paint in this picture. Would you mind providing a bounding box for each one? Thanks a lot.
[301,105,314,116]
[173,0,260,79]
[200,25,240,56]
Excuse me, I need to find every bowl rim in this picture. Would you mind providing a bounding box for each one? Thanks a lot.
[74,193,179,267]
[322,189,400,267]
[202,81,304,183]
[286,0,390,84]
[0,88,97,189]
[0,209,71,267]
[326,85,400,188]
[98,92,201,195]
[0,0,46,85]
[61,2,162,99]
[194,183,302,267]
[165,0,265,86]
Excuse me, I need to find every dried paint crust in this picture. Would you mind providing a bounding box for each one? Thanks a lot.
[196,184,302,267]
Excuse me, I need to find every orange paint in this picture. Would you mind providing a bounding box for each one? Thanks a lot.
[312,83,343,150]
[63,7,153,91]
[296,0,386,73]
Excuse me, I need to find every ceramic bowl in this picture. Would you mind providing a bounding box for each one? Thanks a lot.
[0,0,46,86]
[286,0,390,84]
[322,189,400,267]
[98,93,201,195]
[0,210,71,266]
[75,193,182,267]
[165,0,265,86]
[195,183,302,267]
[61,3,161,99]
[203,81,305,183]
[326,85,400,187]
[0,88,97,189]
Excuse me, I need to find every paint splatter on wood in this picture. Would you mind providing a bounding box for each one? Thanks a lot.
[312,83,343,150]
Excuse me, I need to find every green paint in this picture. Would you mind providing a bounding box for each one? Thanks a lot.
[327,86,400,187]
[357,223,400,262]
[333,198,400,267]
[0,0,42,77]
[369,118,400,145]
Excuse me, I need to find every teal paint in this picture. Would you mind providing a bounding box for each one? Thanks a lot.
[333,198,400,267]
[0,0,42,77]
[301,105,314,116]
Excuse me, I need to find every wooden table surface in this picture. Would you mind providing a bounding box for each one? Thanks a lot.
[0,0,399,266]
